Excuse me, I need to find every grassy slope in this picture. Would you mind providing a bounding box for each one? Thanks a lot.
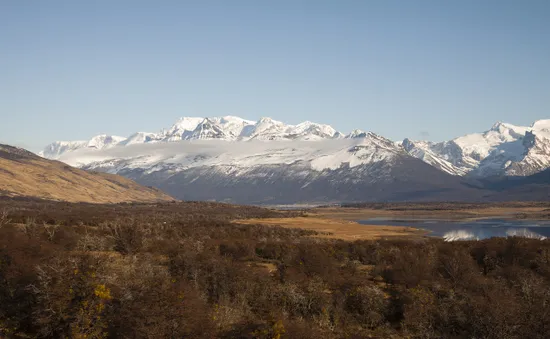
[0,144,172,203]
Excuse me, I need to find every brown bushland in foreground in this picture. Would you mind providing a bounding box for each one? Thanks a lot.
[0,198,549,338]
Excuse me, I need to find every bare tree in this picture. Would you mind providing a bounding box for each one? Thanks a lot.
[43,223,59,242]
[0,209,10,229]
[22,217,40,238]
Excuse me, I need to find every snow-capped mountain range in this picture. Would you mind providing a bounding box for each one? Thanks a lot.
[402,119,550,177]
[38,116,550,203]
[59,135,478,203]
[41,116,550,180]
[41,116,345,159]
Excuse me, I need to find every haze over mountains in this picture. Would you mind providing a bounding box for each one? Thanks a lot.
[41,116,343,159]
[39,116,550,204]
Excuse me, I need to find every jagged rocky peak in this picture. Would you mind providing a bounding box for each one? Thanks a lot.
[40,116,550,179]
[183,118,230,140]
[523,131,536,148]
[293,121,340,138]
[487,121,527,139]
[490,121,512,132]
[163,117,204,141]
[172,117,204,130]
[41,116,350,158]
[402,119,550,177]
[251,117,286,133]
[347,129,368,139]
[401,138,415,151]
[119,132,159,146]
[86,135,126,149]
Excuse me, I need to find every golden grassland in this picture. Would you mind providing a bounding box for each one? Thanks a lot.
[237,216,425,240]
[238,203,550,241]
[313,204,550,221]
[0,156,172,203]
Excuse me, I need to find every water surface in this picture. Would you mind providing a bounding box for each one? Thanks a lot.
[358,218,550,241]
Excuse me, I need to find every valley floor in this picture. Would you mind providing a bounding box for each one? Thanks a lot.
[235,202,550,241]
[313,202,550,221]
[237,216,426,241]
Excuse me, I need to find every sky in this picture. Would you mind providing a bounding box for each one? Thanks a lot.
[1,0,549,151]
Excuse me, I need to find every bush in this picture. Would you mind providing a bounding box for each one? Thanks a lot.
[0,198,549,338]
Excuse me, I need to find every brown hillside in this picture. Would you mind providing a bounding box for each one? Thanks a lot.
[0,144,173,203]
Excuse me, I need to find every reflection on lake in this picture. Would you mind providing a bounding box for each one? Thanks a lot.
[358,218,550,241]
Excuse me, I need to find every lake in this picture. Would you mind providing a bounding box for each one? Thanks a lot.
[358,218,550,241]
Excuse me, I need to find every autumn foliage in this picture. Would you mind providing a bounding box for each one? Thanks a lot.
[0,197,549,338]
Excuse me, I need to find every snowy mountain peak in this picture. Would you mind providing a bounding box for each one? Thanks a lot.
[248,118,288,140]
[293,121,340,139]
[346,129,368,139]
[403,119,550,177]
[173,116,204,127]
[258,117,278,123]
[41,116,352,159]
[119,132,158,146]
[40,140,88,158]
[183,118,231,140]
[220,115,255,124]
[401,138,415,151]
[86,135,126,150]
[532,119,550,132]
[40,116,550,179]
[490,121,508,131]
[255,117,284,129]
[41,135,125,159]
[487,121,527,138]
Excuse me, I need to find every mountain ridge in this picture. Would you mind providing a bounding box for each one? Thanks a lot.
[403,118,550,177]
[0,143,173,203]
[40,116,550,181]
[50,135,485,204]
[34,116,550,204]
[41,116,349,159]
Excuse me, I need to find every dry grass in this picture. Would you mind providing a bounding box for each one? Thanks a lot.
[313,205,550,221]
[0,155,172,203]
[247,262,278,274]
[237,217,425,240]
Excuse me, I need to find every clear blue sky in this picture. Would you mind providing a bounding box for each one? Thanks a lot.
[1,0,549,151]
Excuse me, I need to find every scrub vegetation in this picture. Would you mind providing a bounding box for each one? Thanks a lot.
[0,197,549,338]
